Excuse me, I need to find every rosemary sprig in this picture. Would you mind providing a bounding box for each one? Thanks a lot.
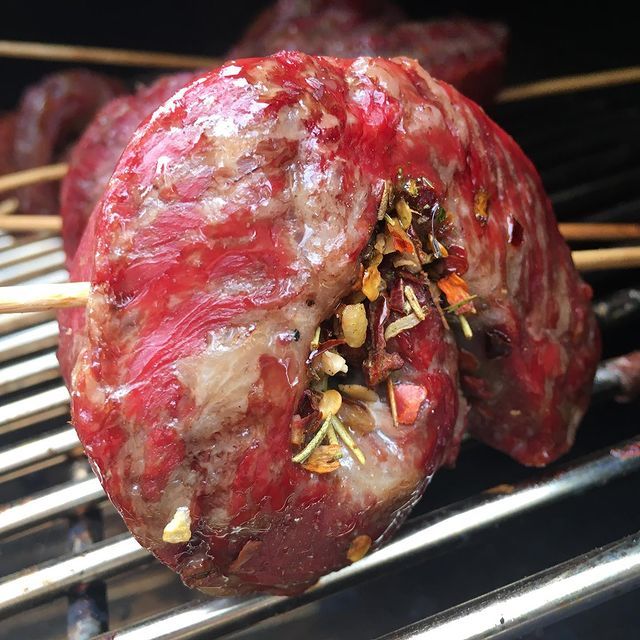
[292,414,332,464]
[331,415,366,464]
[327,422,339,446]
[444,294,478,314]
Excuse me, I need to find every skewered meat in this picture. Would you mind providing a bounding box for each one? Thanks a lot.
[13,70,123,215]
[58,51,598,594]
[60,73,196,259]
[230,0,508,104]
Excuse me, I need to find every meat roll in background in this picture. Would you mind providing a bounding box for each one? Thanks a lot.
[12,70,124,215]
[230,0,508,104]
[58,51,597,594]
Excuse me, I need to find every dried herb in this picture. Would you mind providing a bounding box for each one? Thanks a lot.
[332,415,366,464]
[292,414,333,464]
[347,534,372,562]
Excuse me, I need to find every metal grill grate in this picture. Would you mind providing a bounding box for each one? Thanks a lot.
[0,82,639,640]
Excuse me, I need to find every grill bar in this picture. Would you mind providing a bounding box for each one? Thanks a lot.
[0,320,58,363]
[377,532,640,640]
[0,351,59,395]
[0,534,149,616]
[0,237,62,270]
[0,385,69,436]
[0,250,66,285]
[0,310,55,336]
[68,436,634,639]
[0,476,103,537]
[0,427,79,479]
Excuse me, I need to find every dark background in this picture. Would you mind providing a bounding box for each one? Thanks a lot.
[1,2,639,639]
[0,1,638,108]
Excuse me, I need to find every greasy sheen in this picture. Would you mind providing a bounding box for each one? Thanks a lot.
[60,53,463,594]
[60,73,195,259]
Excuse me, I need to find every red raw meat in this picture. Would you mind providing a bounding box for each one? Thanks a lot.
[230,0,507,104]
[60,73,196,259]
[13,70,123,215]
[58,51,598,594]
[0,113,16,178]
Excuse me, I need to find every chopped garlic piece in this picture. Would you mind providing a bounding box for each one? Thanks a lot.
[338,384,379,403]
[319,350,348,376]
[395,198,413,229]
[162,506,191,543]
[384,312,422,340]
[347,534,372,562]
[341,303,368,348]
[319,389,343,418]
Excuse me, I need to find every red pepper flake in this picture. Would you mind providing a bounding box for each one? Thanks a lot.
[386,218,416,255]
[363,297,404,387]
[394,384,428,425]
[437,273,476,314]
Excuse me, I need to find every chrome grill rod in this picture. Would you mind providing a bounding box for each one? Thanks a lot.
[0,426,80,479]
[96,439,640,640]
[0,364,630,538]
[377,532,640,640]
[3,436,633,629]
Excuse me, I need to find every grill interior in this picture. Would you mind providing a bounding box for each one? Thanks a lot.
[1,5,640,639]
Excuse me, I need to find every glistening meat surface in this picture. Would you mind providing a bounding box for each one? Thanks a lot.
[59,52,463,594]
[60,73,196,259]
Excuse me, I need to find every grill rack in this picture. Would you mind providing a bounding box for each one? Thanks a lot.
[0,81,639,640]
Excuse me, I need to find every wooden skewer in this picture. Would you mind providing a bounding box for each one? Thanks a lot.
[0,211,637,242]
[0,40,637,100]
[0,197,19,216]
[496,66,640,103]
[0,247,638,313]
[0,283,90,313]
[0,215,62,232]
[571,246,640,271]
[558,222,640,242]
[0,40,219,70]
[0,163,68,195]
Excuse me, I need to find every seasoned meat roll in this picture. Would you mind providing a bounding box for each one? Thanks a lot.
[58,51,598,594]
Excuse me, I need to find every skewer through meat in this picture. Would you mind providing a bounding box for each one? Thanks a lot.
[57,51,599,594]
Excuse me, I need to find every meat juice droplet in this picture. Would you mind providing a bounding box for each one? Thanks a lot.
[507,215,523,246]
